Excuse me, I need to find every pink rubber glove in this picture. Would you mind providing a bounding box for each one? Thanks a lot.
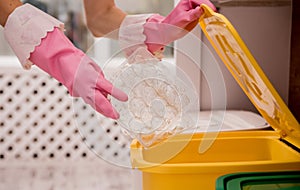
[4,4,128,119]
[144,0,216,57]
[119,0,216,61]
[30,28,128,119]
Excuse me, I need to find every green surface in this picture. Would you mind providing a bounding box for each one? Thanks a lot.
[242,182,300,190]
[216,171,300,190]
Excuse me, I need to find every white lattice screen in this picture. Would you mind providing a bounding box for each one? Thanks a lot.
[0,63,137,190]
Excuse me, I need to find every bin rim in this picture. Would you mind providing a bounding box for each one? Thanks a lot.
[130,131,300,172]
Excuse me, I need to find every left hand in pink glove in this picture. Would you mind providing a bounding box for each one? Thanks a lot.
[144,0,216,57]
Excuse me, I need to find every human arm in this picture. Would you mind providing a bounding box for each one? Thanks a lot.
[83,0,126,38]
[84,0,215,56]
[119,0,216,60]
[82,0,215,60]
[1,2,127,119]
[0,0,22,26]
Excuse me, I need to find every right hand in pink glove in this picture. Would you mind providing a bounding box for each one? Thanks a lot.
[4,4,128,119]
[30,28,128,119]
[144,0,216,57]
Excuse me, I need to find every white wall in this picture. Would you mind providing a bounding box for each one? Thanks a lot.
[176,5,292,112]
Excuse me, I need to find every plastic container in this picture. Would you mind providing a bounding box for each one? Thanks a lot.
[216,171,300,190]
[131,131,300,190]
[130,5,300,190]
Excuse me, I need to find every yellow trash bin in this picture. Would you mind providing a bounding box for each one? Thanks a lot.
[130,5,300,190]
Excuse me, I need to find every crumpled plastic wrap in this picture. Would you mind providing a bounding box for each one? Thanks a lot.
[108,51,199,147]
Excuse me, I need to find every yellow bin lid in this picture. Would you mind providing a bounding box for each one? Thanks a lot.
[199,5,300,149]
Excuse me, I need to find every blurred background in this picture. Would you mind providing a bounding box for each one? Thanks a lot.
[0,0,299,190]
[0,0,174,57]
[0,1,175,190]
[2,0,297,118]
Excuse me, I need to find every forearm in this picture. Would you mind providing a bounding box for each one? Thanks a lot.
[0,0,22,26]
[83,0,126,38]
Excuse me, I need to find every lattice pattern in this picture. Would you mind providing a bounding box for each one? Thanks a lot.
[0,65,135,189]
[0,67,131,162]
[0,68,130,161]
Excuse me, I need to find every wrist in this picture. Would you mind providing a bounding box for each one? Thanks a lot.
[3,3,64,69]
[0,0,23,26]
[143,14,167,57]
[119,14,152,57]
[119,14,164,61]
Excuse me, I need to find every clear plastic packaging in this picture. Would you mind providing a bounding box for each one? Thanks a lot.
[109,54,199,147]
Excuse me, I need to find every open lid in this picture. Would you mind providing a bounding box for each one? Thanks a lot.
[199,5,300,149]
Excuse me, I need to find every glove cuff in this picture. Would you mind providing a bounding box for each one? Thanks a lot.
[4,4,64,69]
[119,14,152,59]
